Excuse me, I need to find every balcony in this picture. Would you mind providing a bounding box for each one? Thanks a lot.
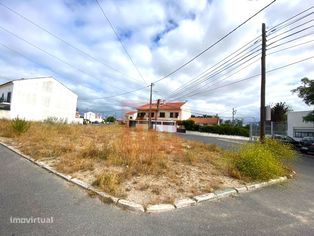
[0,101,10,111]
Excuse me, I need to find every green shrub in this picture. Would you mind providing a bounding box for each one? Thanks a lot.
[199,124,249,137]
[224,139,296,181]
[11,117,30,134]
[44,117,67,124]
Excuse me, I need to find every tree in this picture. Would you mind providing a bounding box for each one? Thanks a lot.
[292,77,314,122]
[271,102,290,122]
[105,116,116,123]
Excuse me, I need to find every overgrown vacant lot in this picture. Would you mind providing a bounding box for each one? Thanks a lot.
[0,119,296,206]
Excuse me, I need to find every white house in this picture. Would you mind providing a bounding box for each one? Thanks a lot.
[83,111,103,123]
[287,111,314,140]
[0,77,78,122]
[131,100,191,132]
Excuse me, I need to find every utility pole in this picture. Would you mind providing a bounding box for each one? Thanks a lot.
[148,83,154,129]
[260,23,266,142]
[155,99,160,131]
[232,108,237,125]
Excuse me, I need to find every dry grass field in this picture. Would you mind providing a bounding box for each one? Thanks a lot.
[0,119,295,205]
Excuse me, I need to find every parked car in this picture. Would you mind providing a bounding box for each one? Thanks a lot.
[299,137,314,154]
[272,135,301,149]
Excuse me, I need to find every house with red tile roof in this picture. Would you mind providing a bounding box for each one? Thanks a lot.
[125,100,191,132]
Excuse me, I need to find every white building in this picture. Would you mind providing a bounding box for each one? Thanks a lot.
[0,77,78,122]
[83,111,103,123]
[132,100,191,132]
[287,111,314,140]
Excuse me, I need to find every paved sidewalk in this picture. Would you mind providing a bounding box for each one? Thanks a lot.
[1,144,314,236]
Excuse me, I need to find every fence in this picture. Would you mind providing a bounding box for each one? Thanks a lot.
[250,121,287,139]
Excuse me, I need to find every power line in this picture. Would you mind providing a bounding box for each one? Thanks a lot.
[0,1,143,85]
[166,34,261,98]
[174,55,313,99]
[169,52,261,100]
[268,26,314,46]
[267,31,314,50]
[171,56,260,100]
[0,24,139,93]
[95,0,147,85]
[267,18,314,41]
[268,6,313,33]
[81,85,149,101]
[152,0,276,84]
[267,39,314,55]
[168,45,261,99]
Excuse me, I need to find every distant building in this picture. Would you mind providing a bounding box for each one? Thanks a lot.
[126,100,191,132]
[190,117,219,126]
[124,111,137,122]
[83,111,102,123]
[0,77,77,122]
[287,111,314,140]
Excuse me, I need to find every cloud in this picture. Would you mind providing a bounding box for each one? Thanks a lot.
[0,0,312,119]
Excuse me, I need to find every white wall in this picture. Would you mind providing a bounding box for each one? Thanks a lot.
[10,77,77,122]
[0,110,11,119]
[287,111,314,140]
[180,103,191,120]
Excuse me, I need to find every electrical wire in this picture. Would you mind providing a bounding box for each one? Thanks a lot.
[0,1,144,86]
[168,46,261,99]
[0,25,133,92]
[267,39,314,55]
[152,0,276,84]
[268,6,313,32]
[174,55,313,99]
[166,35,261,97]
[95,0,147,85]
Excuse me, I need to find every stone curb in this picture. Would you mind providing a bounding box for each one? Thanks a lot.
[146,204,176,213]
[174,198,196,208]
[193,193,217,203]
[117,199,145,212]
[0,141,293,214]
[214,188,237,199]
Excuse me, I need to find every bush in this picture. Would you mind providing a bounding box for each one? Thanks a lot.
[11,117,30,134]
[44,117,67,124]
[224,139,296,181]
[199,124,249,137]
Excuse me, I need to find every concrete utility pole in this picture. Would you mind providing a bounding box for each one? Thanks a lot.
[148,83,154,129]
[260,23,266,142]
[232,108,237,124]
[155,98,160,131]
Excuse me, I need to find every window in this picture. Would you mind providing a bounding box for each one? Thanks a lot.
[163,122,175,126]
[138,112,146,118]
[170,112,179,118]
[159,112,165,118]
[7,92,11,103]
[150,112,154,118]
[294,129,314,138]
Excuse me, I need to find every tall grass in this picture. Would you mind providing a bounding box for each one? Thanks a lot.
[11,117,30,135]
[223,139,296,181]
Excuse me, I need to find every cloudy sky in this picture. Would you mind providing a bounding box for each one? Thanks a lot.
[0,0,313,120]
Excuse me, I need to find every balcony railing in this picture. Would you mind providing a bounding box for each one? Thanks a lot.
[0,101,11,111]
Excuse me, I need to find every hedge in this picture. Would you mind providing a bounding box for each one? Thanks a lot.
[181,120,249,137]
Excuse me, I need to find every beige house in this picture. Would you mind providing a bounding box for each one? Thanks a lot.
[126,100,191,132]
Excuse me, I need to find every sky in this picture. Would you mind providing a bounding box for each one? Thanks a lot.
[0,0,313,120]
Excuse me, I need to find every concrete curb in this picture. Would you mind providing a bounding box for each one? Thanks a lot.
[0,141,293,214]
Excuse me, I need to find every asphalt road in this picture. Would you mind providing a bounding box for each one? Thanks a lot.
[176,133,245,149]
[1,144,314,236]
